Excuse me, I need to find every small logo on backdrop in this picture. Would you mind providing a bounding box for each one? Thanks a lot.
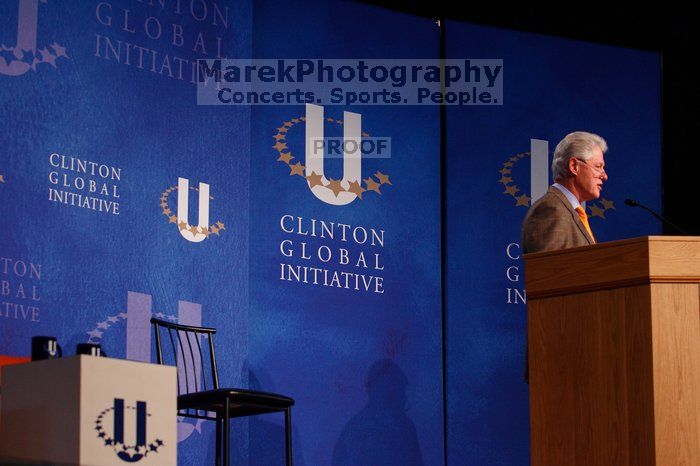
[1,0,69,76]
[274,103,392,206]
[95,398,164,462]
[87,292,205,443]
[498,150,616,219]
[160,177,225,242]
[0,172,5,184]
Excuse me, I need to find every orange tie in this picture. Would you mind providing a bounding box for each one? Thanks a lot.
[575,206,596,243]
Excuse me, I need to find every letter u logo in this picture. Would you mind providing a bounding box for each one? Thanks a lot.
[1,0,40,76]
[305,103,362,205]
[177,177,210,243]
[113,399,147,447]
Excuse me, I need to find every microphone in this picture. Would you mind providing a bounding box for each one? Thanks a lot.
[624,199,690,235]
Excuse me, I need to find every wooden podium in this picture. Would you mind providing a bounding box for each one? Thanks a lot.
[525,236,700,466]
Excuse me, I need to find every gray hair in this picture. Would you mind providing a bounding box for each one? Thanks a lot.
[551,131,608,181]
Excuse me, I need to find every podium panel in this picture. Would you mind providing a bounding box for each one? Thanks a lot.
[525,236,700,466]
[0,355,177,466]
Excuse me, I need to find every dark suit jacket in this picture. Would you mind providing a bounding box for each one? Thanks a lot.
[521,186,594,254]
[520,186,595,382]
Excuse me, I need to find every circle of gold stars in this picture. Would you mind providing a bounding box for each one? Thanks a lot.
[499,152,616,219]
[95,405,163,459]
[273,116,393,199]
[160,185,226,238]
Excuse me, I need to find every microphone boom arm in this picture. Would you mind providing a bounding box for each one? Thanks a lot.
[625,199,690,235]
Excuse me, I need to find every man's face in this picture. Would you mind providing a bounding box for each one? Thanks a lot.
[571,147,607,202]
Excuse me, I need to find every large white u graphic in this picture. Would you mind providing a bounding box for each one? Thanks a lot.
[305,103,362,206]
[530,139,549,203]
[177,177,210,243]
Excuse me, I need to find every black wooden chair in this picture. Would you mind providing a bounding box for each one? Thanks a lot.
[150,317,294,465]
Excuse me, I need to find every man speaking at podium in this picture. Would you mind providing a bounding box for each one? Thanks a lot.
[521,131,608,383]
[522,131,608,254]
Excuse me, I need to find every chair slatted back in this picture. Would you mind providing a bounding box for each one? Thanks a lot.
[151,317,220,396]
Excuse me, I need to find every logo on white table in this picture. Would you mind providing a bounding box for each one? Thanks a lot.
[95,398,164,462]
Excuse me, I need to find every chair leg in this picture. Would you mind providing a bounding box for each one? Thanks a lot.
[285,408,292,466]
[223,397,230,466]
[216,416,222,466]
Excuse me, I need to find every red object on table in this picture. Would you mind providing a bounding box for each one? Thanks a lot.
[0,355,31,384]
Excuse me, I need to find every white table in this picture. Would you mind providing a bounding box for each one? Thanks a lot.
[0,355,176,465]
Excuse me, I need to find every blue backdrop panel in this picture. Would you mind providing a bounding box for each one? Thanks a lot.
[445,22,662,465]
[1,0,251,463]
[250,1,443,464]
